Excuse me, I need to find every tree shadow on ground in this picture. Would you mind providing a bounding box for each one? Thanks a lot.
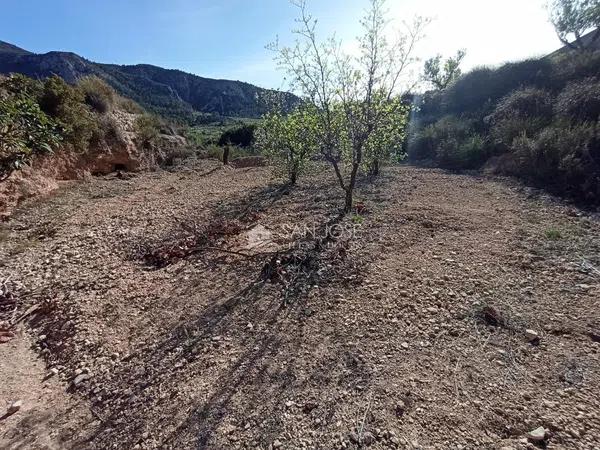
[85,176,355,449]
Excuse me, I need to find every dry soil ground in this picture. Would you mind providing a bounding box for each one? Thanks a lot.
[0,160,599,450]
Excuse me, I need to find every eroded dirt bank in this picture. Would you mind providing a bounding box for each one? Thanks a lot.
[0,161,599,449]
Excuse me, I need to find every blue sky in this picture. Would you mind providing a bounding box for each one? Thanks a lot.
[1,0,561,89]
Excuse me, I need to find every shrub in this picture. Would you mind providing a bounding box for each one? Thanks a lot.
[491,88,553,121]
[92,115,126,147]
[408,116,466,161]
[437,134,488,170]
[489,88,553,147]
[77,76,115,113]
[507,122,600,202]
[39,76,98,150]
[406,128,436,161]
[201,144,224,160]
[551,50,600,87]
[0,76,61,179]
[134,114,161,148]
[555,77,600,123]
[407,115,490,169]
[218,124,256,147]
[442,67,496,115]
[408,51,600,205]
[115,95,144,114]
[198,144,254,162]
[545,228,563,240]
[0,73,43,98]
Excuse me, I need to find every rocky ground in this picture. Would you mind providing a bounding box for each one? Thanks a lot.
[0,159,599,449]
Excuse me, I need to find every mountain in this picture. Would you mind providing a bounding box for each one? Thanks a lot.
[0,41,298,122]
[0,41,32,56]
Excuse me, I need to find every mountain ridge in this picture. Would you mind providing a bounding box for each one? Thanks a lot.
[0,40,298,122]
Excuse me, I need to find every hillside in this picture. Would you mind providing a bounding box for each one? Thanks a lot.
[408,44,600,205]
[0,41,298,122]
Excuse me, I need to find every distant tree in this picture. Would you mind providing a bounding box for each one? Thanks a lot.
[271,0,426,212]
[218,124,256,147]
[423,50,466,90]
[549,0,600,51]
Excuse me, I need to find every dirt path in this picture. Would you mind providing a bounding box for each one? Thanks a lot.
[0,161,598,449]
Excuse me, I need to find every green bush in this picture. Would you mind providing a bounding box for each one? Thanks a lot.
[77,76,115,114]
[507,122,600,201]
[491,88,553,121]
[0,76,61,179]
[442,59,554,117]
[408,116,466,161]
[551,50,600,87]
[407,116,490,169]
[198,144,254,162]
[409,51,600,204]
[436,134,488,170]
[115,95,145,114]
[134,114,161,148]
[39,76,98,150]
[92,115,126,147]
[555,77,600,123]
[489,88,553,148]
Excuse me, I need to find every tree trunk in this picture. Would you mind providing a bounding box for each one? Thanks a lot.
[344,188,353,213]
[344,162,360,213]
[370,159,380,176]
[327,157,346,192]
[290,170,297,185]
[222,146,230,165]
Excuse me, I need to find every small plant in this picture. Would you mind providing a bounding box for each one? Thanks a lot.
[115,95,144,114]
[134,114,161,148]
[350,214,364,225]
[545,228,563,240]
[77,76,115,114]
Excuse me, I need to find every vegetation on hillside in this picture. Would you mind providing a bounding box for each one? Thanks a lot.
[0,39,300,124]
[407,0,600,204]
[0,75,61,180]
[0,73,162,179]
[407,50,600,203]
